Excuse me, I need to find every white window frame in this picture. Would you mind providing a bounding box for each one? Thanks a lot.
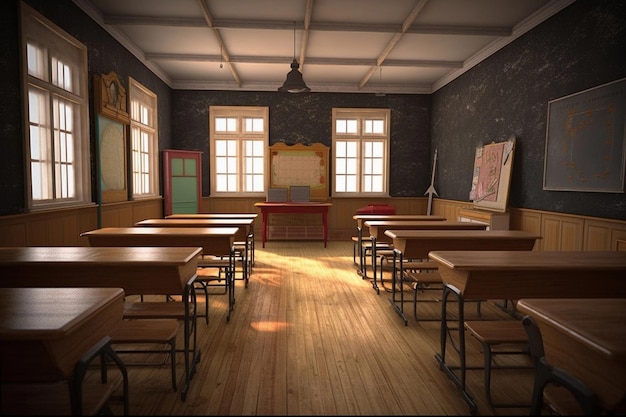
[20,2,91,211]
[209,106,268,197]
[128,77,159,198]
[332,108,390,197]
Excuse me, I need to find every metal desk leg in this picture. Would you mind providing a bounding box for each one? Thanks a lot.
[434,284,477,414]
[181,276,201,401]
[226,247,235,322]
[371,236,380,294]
[388,249,408,326]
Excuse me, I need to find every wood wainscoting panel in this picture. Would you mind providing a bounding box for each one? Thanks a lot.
[584,218,626,251]
[540,213,584,250]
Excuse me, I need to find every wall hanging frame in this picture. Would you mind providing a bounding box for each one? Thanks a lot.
[543,77,626,193]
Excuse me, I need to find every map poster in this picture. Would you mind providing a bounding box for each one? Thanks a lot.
[543,77,626,193]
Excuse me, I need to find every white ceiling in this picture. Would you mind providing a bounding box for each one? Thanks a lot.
[74,0,574,94]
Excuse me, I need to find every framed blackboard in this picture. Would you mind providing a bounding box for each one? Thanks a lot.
[469,136,516,212]
[543,77,626,193]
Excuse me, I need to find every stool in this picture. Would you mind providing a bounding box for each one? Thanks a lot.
[464,320,532,409]
[110,319,179,391]
[195,266,223,324]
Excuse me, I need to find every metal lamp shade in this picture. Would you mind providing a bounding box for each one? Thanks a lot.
[278,59,310,93]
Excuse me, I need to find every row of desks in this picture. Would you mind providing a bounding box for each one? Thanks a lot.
[353,214,625,414]
[427,249,626,413]
[0,246,202,401]
[0,212,259,404]
[365,220,488,292]
[385,228,542,324]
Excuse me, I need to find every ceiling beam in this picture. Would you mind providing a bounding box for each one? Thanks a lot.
[197,0,241,87]
[144,53,464,69]
[102,16,511,37]
[359,0,430,89]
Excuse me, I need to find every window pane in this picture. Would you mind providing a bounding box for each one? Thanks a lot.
[245,117,264,132]
[336,141,346,157]
[23,4,91,208]
[372,119,384,134]
[210,107,268,195]
[346,141,358,157]
[27,42,45,80]
[333,109,389,195]
[336,158,346,174]
[346,158,357,174]
[346,175,357,192]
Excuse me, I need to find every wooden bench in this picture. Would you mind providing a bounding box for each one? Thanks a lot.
[195,265,223,324]
[110,319,179,391]
[464,320,532,409]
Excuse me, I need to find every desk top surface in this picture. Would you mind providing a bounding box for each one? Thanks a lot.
[166,213,257,219]
[353,214,446,221]
[517,298,626,360]
[428,250,626,271]
[365,220,486,228]
[0,287,123,337]
[81,226,239,237]
[136,218,254,227]
[385,229,540,240]
[254,202,332,207]
[0,246,203,265]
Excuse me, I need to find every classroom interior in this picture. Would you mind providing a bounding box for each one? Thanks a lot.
[1,0,625,416]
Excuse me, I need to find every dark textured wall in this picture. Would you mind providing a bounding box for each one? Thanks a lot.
[1,0,624,221]
[432,0,626,220]
[0,1,25,215]
[0,0,172,215]
[171,91,431,197]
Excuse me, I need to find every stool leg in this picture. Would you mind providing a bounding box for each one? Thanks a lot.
[170,336,178,391]
[482,342,496,408]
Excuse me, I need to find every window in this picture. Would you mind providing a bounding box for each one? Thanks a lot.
[128,78,159,198]
[332,108,390,196]
[20,3,91,211]
[209,106,268,196]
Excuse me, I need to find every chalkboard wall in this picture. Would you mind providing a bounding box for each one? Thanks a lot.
[171,91,431,199]
[431,0,626,220]
[0,0,624,221]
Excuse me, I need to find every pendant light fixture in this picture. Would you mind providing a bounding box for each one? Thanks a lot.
[278,22,310,93]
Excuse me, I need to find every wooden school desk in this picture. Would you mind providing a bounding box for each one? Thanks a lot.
[384,230,541,325]
[353,214,446,278]
[81,226,238,322]
[365,221,487,293]
[517,298,626,414]
[254,202,332,247]
[0,287,129,415]
[136,218,255,287]
[165,213,258,266]
[427,250,626,414]
[0,246,202,402]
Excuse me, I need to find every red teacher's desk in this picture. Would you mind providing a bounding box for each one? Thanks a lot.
[254,202,332,247]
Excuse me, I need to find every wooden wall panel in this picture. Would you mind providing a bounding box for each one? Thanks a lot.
[584,218,626,251]
[0,223,26,246]
[1,197,625,250]
[511,208,542,249]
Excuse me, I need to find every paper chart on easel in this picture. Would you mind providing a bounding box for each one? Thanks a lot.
[469,137,515,212]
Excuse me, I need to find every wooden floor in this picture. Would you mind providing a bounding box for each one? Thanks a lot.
[100,240,536,416]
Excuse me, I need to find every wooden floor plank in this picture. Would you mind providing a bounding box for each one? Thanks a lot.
[95,240,533,416]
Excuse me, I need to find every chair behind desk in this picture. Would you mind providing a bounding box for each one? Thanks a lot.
[521,316,602,416]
